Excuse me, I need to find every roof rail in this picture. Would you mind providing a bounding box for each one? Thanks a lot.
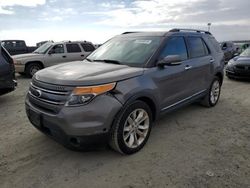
[122,32,140,35]
[169,28,211,35]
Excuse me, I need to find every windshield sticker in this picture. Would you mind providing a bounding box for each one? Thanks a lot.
[134,40,152,44]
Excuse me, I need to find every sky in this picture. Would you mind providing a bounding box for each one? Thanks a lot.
[0,0,249,45]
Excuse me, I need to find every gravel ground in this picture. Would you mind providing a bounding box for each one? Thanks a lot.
[0,75,249,188]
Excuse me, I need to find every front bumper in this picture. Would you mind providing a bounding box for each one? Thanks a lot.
[25,94,123,147]
[226,68,250,79]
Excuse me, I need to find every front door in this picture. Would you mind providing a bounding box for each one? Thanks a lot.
[44,44,68,67]
[151,36,193,110]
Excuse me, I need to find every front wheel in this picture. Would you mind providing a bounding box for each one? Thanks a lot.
[109,101,153,154]
[200,76,221,107]
[25,63,42,78]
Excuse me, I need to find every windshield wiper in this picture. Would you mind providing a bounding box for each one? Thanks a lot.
[93,59,121,64]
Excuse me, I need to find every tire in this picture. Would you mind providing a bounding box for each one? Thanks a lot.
[109,100,153,155]
[25,63,42,78]
[200,76,221,107]
[19,72,26,76]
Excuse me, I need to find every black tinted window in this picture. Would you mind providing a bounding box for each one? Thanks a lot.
[187,37,208,58]
[203,41,210,55]
[66,43,81,53]
[81,43,95,52]
[160,37,188,60]
[15,41,25,47]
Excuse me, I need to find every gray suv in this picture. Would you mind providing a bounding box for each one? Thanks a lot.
[25,29,224,154]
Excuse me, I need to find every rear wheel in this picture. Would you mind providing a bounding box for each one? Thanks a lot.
[201,76,221,107]
[25,63,42,77]
[109,101,153,154]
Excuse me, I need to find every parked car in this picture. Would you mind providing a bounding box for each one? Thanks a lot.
[1,40,37,56]
[226,47,250,79]
[220,41,237,62]
[0,45,17,95]
[25,29,224,154]
[13,41,96,77]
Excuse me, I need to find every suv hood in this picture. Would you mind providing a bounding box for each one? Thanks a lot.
[12,53,42,60]
[35,61,144,86]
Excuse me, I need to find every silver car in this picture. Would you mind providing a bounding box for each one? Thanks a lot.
[13,41,96,77]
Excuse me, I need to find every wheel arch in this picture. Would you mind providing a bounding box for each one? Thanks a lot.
[123,92,159,122]
[215,71,223,85]
[25,61,44,71]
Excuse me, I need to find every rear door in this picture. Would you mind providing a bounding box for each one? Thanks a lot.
[80,43,96,59]
[185,36,213,94]
[65,43,84,61]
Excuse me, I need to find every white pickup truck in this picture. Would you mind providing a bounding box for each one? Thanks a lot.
[13,41,96,77]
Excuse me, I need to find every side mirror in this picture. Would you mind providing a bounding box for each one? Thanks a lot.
[157,55,182,67]
[48,51,52,55]
[222,46,227,50]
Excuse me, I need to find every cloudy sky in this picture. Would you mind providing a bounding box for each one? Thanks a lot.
[0,0,249,45]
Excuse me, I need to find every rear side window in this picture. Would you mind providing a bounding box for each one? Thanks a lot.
[210,37,222,52]
[187,37,209,58]
[66,43,81,53]
[81,43,95,52]
[159,37,188,60]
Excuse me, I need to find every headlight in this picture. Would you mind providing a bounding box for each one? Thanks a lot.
[227,59,234,65]
[66,83,116,106]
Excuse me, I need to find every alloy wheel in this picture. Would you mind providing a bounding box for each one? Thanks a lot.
[123,109,150,149]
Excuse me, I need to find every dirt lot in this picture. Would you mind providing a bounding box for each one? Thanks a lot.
[0,75,249,188]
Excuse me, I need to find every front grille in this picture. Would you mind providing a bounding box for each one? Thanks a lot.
[28,79,74,114]
[236,65,250,70]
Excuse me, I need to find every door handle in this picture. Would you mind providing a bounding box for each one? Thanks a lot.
[185,65,192,70]
[210,59,215,63]
[81,55,85,57]
[62,55,67,58]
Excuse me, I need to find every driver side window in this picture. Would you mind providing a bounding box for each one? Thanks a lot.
[159,37,188,61]
[49,44,64,54]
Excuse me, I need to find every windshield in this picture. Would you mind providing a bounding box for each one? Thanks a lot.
[34,42,53,54]
[87,36,162,66]
[240,47,250,57]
